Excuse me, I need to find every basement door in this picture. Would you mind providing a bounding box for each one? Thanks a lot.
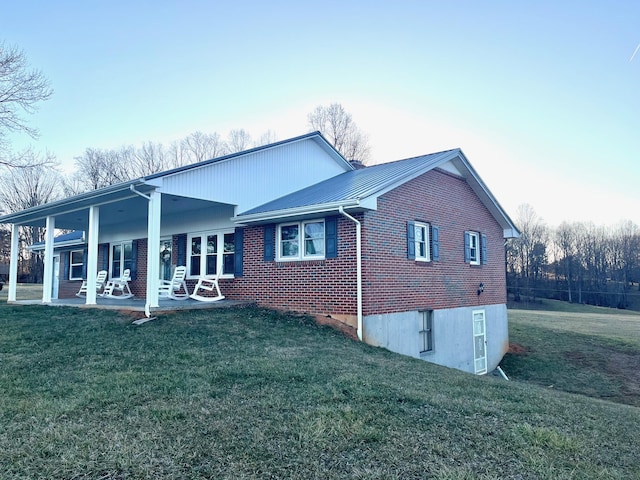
[473,310,487,375]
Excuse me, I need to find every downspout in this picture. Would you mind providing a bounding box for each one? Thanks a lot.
[130,184,151,200]
[338,206,363,341]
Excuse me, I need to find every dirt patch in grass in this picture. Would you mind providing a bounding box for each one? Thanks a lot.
[564,347,640,406]
[508,343,532,355]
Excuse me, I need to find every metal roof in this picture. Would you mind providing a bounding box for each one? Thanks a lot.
[235,148,520,238]
[238,149,459,217]
[29,230,85,250]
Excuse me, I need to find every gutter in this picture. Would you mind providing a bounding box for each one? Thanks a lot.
[233,199,361,225]
[338,206,363,341]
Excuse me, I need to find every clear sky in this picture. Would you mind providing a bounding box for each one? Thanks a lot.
[4,1,639,228]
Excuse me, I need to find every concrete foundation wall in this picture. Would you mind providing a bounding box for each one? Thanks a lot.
[363,303,509,374]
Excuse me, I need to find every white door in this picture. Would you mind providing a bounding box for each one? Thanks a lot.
[52,254,60,300]
[473,310,487,374]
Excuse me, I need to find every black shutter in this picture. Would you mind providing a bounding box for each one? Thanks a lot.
[407,221,416,260]
[464,232,471,263]
[431,225,440,261]
[325,216,338,258]
[82,249,88,279]
[100,243,109,272]
[481,233,488,265]
[176,234,187,266]
[234,228,244,277]
[264,224,275,261]
[63,251,70,280]
[130,240,138,280]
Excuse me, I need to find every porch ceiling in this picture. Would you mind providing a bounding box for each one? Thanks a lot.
[1,191,233,231]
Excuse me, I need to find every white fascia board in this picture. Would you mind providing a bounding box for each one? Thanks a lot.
[232,200,361,225]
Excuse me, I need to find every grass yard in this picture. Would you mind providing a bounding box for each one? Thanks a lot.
[0,301,639,479]
[503,301,640,407]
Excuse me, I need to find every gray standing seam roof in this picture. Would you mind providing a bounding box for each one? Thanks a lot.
[238,149,459,217]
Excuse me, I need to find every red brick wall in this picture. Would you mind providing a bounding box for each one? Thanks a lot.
[361,168,506,315]
[130,239,147,297]
[223,218,359,316]
[224,168,506,318]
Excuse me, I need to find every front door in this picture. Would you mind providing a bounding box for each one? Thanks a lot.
[159,239,172,281]
[473,310,487,375]
[51,254,60,300]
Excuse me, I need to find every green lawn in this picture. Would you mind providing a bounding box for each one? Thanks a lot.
[503,302,640,407]
[1,301,639,479]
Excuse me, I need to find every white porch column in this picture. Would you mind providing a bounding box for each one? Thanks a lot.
[8,224,19,302]
[42,216,55,303]
[145,191,161,313]
[86,206,100,305]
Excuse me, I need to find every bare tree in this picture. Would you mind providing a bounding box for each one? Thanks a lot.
[133,141,168,176]
[254,129,278,147]
[0,42,53,166]
[180,131,226,163]
[226,129,252,153]
[0,149,61,281]
[308,103,371,165]
[507,204,549,303]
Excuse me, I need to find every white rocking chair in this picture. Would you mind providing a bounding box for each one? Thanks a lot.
[190,272,225,302]
[158,265,189,300]
[101,269,134,299]
[76,270,108,297]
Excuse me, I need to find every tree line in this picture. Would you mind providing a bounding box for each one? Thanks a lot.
[507,204,640,310]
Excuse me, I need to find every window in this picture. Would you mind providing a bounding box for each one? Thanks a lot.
[111,242,133,278]
[69,250,84,280]
[188,231,235,277]
[420,310,434,353]
[407,221,439,261]
[414,222,430,261]
[468,231,480,265]
[277,220,325,261]
[465,231,487,265]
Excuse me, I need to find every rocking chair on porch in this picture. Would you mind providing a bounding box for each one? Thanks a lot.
[189,272,225,302]
[158,266,189,300]
[76,270,108,297]
[101,269,134,299]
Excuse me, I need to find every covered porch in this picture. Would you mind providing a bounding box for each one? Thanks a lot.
[0,178,238,316]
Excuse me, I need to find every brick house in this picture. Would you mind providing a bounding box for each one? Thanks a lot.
[1,132,519,374]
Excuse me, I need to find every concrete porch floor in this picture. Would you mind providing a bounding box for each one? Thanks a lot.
[8,296,254,314]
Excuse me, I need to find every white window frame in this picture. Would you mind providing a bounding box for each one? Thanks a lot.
[469,231,480,265]
[277,220,326,261]
[69,249,84,280]
[414,222,431,262]
[187,230,235,279]
[110,241,133,279]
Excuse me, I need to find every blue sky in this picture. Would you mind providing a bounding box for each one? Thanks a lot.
[4,1,639,227]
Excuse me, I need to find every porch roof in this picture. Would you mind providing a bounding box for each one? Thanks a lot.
[0,179,158,229]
